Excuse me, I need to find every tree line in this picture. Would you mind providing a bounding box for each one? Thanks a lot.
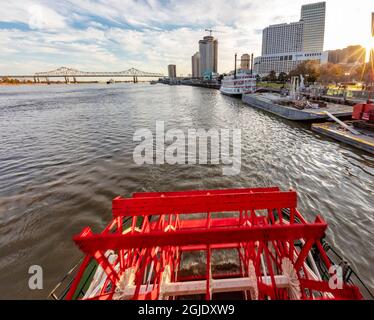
[260,60,373,85]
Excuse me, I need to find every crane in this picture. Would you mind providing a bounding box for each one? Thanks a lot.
[204,29,224,37]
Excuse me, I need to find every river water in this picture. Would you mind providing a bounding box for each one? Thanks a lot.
[0,83,373,299]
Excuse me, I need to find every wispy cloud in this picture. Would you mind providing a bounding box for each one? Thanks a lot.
[0,0,373,75]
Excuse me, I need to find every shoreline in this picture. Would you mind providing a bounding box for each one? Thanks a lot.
[0,81,151,86]
[0,83,51,86]
[0,82,99,86]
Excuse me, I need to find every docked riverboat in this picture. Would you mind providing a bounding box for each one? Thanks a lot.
[220,70,257,97]
[50,187,372,300]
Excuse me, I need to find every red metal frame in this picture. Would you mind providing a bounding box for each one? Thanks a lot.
[68,187,363,300]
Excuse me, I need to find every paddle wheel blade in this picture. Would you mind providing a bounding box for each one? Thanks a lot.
[68,188,363,300]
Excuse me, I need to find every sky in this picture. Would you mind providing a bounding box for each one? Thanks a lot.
[0,0,373,76]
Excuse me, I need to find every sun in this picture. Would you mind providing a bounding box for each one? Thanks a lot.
[365,40,374,51]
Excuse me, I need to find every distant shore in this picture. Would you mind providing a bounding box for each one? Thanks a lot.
[0,82,98,86]
[0,81,150,86]
[0,82,47,86]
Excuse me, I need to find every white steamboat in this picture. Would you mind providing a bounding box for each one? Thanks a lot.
[220,70,257,97]
[220,53,257,97]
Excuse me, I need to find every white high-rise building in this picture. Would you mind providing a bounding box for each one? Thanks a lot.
[255,2,326,75]
[301,2,326,52]
[262,22,304,55]
[199,36,218,76]
[254,51,328,75]
[191,52,201,78]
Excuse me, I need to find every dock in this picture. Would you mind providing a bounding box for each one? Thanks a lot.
[184,82,221,90]
[302,93,367,106]
[242,92,353,121]
[312,122,374,154]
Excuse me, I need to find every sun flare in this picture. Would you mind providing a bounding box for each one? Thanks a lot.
[365,38,374,62]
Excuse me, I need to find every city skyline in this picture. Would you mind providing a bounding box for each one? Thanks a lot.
[0,0,373,75]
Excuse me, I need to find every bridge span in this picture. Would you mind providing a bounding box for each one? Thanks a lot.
[1,67,164,83]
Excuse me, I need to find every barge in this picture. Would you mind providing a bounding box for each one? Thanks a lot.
[242,92,353,121]
[50,187,372,300]
[312,122,374,154]
[312,103,374,154]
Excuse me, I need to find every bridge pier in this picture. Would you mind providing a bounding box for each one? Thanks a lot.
[133,76,138,83]
[64,77,69,84]
[73,77,77,84]
[46,77,50,84]
[34,77,37,83]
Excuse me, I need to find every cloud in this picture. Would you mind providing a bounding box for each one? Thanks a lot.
[0,0,373,75]
[27,4,67,30]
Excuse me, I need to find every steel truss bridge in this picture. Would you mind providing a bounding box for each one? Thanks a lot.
[1,67,164,83]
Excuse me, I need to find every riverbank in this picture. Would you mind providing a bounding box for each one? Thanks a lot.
[0,81,147,86]
[181,82,221,90]
[0,82,99,86]
[0,82,36,86]
[158,78,221,90]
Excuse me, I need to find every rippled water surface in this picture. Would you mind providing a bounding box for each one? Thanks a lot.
[0,83,373,299]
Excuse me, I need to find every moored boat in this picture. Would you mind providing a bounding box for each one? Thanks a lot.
[49,187,372,300]
[220,53,257,97]
[220,70,257,97]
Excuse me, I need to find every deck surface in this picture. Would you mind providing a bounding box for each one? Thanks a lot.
[312,122,374,154]
[243,93,353,121]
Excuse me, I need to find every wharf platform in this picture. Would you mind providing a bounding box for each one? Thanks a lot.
[242,93,353,121]
[312,122,374,154]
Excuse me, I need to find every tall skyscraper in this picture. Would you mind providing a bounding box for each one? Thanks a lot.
[240,54,250,70]
[262,22,304,55]
[199,36,218,76]
[191,52,201,78]
[371,12,374,37]
[168,65,176,79]
[301,2,326,52]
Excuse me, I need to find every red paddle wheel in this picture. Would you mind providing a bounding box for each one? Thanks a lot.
[67,187,362,300]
